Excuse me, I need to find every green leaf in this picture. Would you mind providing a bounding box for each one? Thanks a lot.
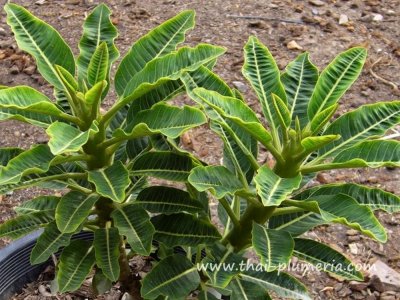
[242,36,287,133]
[151,213,221,247]
[287,194,387,242]
[269,212,325,236]
[189,166,244,199]
[0,148,23,166]
[240,270,310,300]
[121,44,225,102]
[281,52,318,127]
[229,278,272,300]
[46,122,98,155]
[0,86,66,127]
[30,221,72,264]
[88,161,130,203]
[300,135,340,155]
[92,269,113,295]
[131,151,193,181]
[254,166,302,206]
[271,93,291,130]
[5,3,75,89]
[57,240,95,293]
[201,243,243,288]
[331,140,400,168]
[0,210,54,239]
[55,192,99,233]
[252,224,294,272]
[77,4,119,86]
[115,10,195,96]
[198,291,220,300]
[297,183,400,213]
[309,104,338,134]
[116,103,206,140]
[293,238,363,280]
[87,42,109,86]
[192,88,272,147]
[141,254,200,299]
[0,145,54,185]
[94,227,120,282]
[318,101,400,159]
[182,70,258,184]
[307,47,367,121]
[55,65,78,91]
[15,195,59,215]
[136,186,204,214]
[111,203,154,255]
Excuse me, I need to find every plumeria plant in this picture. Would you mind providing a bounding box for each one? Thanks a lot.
[0,2,400,300]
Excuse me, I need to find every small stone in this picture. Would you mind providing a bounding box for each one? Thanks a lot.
[379,291,396,300]
[309,0,325,6]
[10,65,19,75]
[372,14,383,22]
[287,40,303,50]
[349,281,369,292]
[339,14,349,25]
[0,27,6,36]
[232,81,248,93]
[14,131,21,137]
[349,243,358,255]
[369,260,400,291]
[23,65,36,75]
[35,0,46,5]
[248,20,268,29]
[346,229,359,236]
[348,235,361,242]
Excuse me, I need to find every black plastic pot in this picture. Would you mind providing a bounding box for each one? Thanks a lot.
[0,230,94,299]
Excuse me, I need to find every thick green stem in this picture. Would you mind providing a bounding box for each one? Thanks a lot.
[225,203,276,251]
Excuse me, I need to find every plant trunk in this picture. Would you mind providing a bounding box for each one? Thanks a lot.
[118,241,142,299]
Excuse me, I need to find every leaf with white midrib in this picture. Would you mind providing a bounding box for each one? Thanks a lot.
[297,183,400,213]
[293,238,363,280]
[151,213,221,247]
[111,203,154,255]
[136,186,204,214]
[307,47,366,120]
[115,10,194,96]
[5,4,75,89]
[318,101,400,160]
[254,166,302,207]
[141,254,200,299]
[57,240,95,292]
[94,227,120,282]
[56,192,99,233]
[30,221,72,264]
[88,161,130,203]
[252,224,294,272]
[240,270,311,300]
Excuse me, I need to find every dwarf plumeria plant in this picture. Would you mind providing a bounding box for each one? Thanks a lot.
[179,38,400,298]
[1,3,400,300]
[0,3,224,298]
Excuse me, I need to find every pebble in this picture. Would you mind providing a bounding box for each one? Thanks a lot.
[232,81,247,93]
[309,0,325,6]
[10,65,19,75]
[23,65,36,75]
[372,14,383,22]
[349,281,369,292]
[287,40,303,50]
[369,260,400,291]
[346,229,359,236]
[0,27,6,37]
[339,14,349,25]
[349,243,358,255]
